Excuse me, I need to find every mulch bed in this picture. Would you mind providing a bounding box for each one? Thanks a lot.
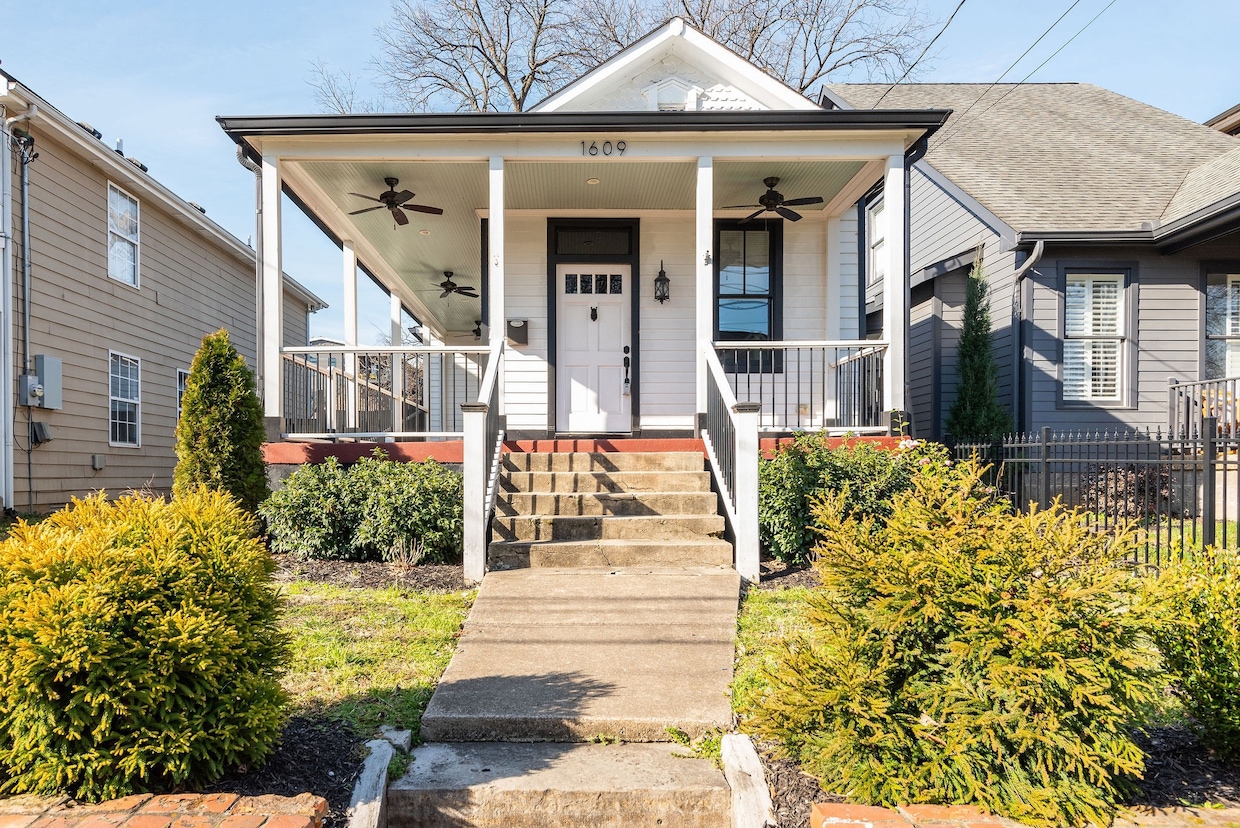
[272,554,466,592]
[203,715,367,828]
[755,557,821,591]
[1130,724,1240,807]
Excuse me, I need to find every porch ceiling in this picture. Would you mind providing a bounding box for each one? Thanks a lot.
[297,160,489,336]
[291,157,870,335]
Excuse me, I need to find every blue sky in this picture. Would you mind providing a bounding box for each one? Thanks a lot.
[2,0,1237,341]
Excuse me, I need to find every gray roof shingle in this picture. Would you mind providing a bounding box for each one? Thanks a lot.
[827,83,1240,233]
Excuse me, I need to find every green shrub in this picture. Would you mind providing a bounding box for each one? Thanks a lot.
[259,452,463,563]
[1151,549,1240,761]
[0,491,288,802]
[259,457,357,559]
[745,461,1161,828]
[758,435,948,564]
[174,329,269,512]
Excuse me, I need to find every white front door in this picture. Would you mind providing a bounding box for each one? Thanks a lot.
[556,264,632,432]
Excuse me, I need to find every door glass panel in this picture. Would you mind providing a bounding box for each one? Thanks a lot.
[580,274,593,294]
[596,274,607,294]
[610,274,623,295]
[565,274,578,294]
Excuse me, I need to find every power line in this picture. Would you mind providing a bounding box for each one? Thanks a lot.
[931,0,1082,148]
[936,0,1119,149]
[871,0,969,109]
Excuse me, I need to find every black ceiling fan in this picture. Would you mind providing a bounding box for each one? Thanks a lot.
[348,177,444,226]
[724,177,824,223]
[436,272,478,299]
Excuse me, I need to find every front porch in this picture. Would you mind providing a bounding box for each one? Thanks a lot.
[221,108,943,584]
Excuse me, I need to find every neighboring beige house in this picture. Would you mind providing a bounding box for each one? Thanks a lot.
[1,70,326,511]
[1207,103,1240,136]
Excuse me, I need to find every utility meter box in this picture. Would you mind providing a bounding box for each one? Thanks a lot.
[34,355,62,410]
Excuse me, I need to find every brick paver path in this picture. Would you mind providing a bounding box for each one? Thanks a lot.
[0,793,328,828]
[812,802,1240,828]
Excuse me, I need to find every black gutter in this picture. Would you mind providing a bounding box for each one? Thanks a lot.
[1154,193,1240,254]
[1016,229,1156,246]
[218,109,950,144]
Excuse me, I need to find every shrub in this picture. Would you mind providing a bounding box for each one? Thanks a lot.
[758,434,948,564]
[259,452,463,564]
[1150,549,1240,761]
[174,329,269,513]
[945,250,1010,440]
[0,491,288,802]
[745,461,1161,828]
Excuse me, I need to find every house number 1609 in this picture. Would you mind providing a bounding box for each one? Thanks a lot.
[582,140,626,156]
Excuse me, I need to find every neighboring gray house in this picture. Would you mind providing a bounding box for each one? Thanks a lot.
[1,71,326,511]
[826,83,1240,439]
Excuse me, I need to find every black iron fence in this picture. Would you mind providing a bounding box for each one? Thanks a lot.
[954,417,1240,566]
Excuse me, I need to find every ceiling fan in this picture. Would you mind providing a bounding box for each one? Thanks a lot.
[724,177,824,223]
[435,272,478,299]
[348,177,444,226]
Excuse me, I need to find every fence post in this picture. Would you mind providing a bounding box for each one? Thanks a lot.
[1203,416,1217,550]
[461,401,490,585]
[1039,426,1052,510]
[732,402,762,584]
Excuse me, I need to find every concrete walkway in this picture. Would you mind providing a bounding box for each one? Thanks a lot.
[420,565,740,742]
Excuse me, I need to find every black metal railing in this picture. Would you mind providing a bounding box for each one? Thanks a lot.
[713,341,886,432]
[954,418,1240,566]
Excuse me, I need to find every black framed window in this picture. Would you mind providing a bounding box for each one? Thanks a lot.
[714,221,782,371]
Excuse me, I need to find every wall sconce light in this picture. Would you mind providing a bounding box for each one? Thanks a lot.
[654,260,671,304]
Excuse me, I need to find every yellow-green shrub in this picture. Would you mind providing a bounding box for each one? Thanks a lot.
[745,461,1161,828]
[0,491,288,802]
[1151,549,1240,761]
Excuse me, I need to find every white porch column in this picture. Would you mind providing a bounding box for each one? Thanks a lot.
[260,154,283,428]
[342,241,358,430]
[695,156,714,414]
[390,290,404,436]
[488,157,505,345]
[825,216,842,341]
[882,153,907,424]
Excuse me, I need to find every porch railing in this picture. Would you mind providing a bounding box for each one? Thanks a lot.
[463,341,505,584]
[713,341,887,433]
[1169,376,1240,437]
[280,346,490,439]
[702,346,760,582]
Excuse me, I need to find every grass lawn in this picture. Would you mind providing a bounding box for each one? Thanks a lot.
[281,581,475,740]
[732,585,815,719]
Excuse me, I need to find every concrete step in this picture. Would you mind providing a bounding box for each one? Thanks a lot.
[491,513,727,543]
[500,470,712,494]
[496,491,719,517]
[489,538,735,569]
[420,567,738,743]
[388,742,730,828]
[503,452,704,473]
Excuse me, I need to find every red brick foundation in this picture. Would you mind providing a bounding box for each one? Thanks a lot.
[0,794,328,828]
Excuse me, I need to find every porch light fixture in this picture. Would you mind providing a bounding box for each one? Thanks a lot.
[654,260,671,304]
[419,228,431,236]
[586,177,601,185]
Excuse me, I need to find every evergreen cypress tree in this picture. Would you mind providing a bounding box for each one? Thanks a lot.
[946,251,1010,439]
[174,329,269,512]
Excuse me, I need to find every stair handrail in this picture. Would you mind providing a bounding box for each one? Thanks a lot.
[701,345,761,583]
[462,340,505,585]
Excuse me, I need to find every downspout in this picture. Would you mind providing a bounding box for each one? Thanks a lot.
[4,102,37,513]
[236,145,263,389]
[1011,239,1045,433]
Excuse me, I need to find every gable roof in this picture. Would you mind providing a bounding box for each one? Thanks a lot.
[826,82,1240,235]
[533,17,819,112]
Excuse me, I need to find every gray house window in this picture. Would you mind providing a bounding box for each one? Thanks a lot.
[1204,272,1240,379]
[1063,273,1125,403]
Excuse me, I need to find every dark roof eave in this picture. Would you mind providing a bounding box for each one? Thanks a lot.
[1015,229,1156,246]
[1154,196,1240,254]
[216,108,950,146]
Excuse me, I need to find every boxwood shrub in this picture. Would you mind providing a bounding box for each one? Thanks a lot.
[1151,548,1240,762]
[745,460,1161,828]
[260,451,463,563]
[758,434,948,564]
[0,491,288,802]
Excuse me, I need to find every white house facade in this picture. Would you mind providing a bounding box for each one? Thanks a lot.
[219,19,947,581]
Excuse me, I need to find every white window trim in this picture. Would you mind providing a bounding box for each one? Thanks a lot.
[107,182,141,289]
[866,197,886,287]
[1062,271,1127,405]
[177,368,191,422]
[1203,273,1240,380]
[109,350,141,448]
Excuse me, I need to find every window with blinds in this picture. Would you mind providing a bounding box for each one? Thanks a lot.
[1063,273,1124,402]
[1204,273,1240,379]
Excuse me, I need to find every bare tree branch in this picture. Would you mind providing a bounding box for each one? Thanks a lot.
[347,0,936,112]
[307,60,384,114]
